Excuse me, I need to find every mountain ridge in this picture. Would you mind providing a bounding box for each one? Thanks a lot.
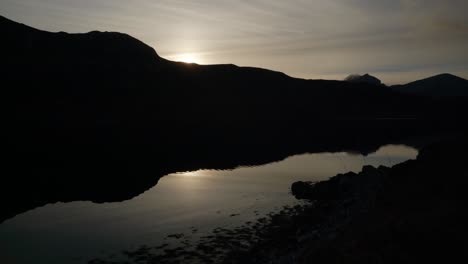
[1,15,163,69]
[3,14,464,91]
[391,73,468,97]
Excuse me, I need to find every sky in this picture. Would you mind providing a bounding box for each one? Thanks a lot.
[1,0,467,84]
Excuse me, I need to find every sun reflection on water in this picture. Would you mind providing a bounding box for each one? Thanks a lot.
[174,170,206,177]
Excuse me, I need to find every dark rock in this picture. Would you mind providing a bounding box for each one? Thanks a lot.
[345,73,383,86]
[291,181,314,199]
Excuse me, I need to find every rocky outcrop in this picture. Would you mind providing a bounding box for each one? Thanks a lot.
[288,139,468,264]
[345,73,383,86]
[292,165,390,201]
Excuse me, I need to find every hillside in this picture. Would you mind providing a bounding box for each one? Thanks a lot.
[391,73,468,97]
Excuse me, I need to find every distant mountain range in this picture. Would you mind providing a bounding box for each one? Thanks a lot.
[391,73,468,97]
[1,15,467,223]
[344,73,468,97]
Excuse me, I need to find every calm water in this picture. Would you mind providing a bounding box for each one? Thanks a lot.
[0,145,417,264]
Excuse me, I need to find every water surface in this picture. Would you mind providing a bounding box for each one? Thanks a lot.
[0,145,417,264]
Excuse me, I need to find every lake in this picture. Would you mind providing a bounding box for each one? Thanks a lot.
[0,145,418,264]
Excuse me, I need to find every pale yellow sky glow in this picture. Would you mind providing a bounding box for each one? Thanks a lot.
[167,53,203,64]
[1,0,467,84]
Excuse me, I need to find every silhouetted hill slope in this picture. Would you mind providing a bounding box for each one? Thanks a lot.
[345,73,383,86]
[1,15,467,223]
[0,15,162,69]
[391,73,468,97]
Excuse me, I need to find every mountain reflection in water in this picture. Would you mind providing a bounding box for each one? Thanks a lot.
[0,145,417,264]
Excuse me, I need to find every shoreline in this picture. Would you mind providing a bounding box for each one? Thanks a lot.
[90,138,468,263]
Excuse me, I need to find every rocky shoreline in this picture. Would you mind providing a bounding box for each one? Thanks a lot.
[90,139,468,264]
[247,139,468,263]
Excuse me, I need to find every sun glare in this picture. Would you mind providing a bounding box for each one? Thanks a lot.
[173,53,199,64]
[175,170,205,177]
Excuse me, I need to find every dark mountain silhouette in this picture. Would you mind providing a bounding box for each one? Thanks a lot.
[0,15,162,67]
[345,73,383,86]
[1,15,467,223]
[391,73,468,97]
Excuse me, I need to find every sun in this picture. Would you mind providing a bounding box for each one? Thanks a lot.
[174,53,199,64]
